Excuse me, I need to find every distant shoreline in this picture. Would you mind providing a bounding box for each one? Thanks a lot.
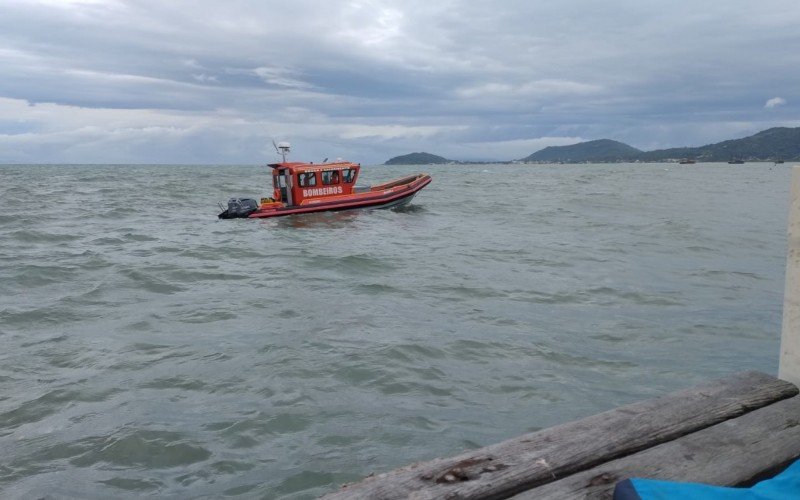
[385,126,800,165]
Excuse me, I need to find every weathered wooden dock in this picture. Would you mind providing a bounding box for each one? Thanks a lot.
[323,166,800,499]
[323,371,800,499]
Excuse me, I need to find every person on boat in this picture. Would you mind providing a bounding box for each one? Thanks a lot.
[322,170,340,184]
[298,172,316,187]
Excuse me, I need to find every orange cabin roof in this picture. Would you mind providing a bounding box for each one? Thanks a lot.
[268,161,360,173]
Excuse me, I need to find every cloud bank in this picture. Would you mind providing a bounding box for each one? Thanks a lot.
[0,0,798,163]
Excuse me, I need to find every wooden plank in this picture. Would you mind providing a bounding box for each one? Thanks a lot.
[324,372,798,500]
[781,166,800,386]
[512,394,800,499]
[323,371,797,500]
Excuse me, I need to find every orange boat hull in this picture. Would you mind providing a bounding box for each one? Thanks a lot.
[247,173,431,218]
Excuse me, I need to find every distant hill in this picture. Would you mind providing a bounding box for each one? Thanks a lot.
[520,127,800,163]
[385,152,450,165]
[636,127,800,162]
[521,139,642,163]
[386,127,800,165]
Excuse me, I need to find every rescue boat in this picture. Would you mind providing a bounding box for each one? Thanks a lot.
[219,143,432,219]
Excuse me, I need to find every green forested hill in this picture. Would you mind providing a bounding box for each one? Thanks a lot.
[384,152,450,165]
[521,127,800,163]
[520,139,642,162]
[636,127,800,162]
[385,127,800,164]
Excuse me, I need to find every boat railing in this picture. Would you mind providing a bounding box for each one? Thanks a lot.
[370,174,426,191]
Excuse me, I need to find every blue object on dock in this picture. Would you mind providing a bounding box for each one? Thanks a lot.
[614,458,800,499]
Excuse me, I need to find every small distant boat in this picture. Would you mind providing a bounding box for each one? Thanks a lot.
[728,159,745,164]
[775,159,785,164]
[219,142,432,219]
[678,159,696,164]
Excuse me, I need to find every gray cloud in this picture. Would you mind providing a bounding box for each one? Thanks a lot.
[0,0,799,163]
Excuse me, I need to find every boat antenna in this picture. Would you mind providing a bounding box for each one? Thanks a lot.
[272,140,291,162]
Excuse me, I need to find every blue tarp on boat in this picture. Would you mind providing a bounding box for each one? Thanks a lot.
[614,458,800,499]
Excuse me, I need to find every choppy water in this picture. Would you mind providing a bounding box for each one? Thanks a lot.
[0,162,792,498]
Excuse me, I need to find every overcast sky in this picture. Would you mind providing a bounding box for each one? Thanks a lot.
[1,0,798,164]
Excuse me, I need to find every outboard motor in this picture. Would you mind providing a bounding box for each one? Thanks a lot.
[219,198,259,219]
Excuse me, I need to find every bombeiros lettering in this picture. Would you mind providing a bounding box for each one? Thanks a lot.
[302,185,343,197]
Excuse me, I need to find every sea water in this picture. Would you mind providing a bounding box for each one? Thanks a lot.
[0,162,791,498]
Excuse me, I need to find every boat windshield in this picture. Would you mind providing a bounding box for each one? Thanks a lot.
[298,172,317,187]
[322,171,340,184]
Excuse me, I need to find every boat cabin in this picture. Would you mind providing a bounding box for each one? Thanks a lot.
[268,161,360,206]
